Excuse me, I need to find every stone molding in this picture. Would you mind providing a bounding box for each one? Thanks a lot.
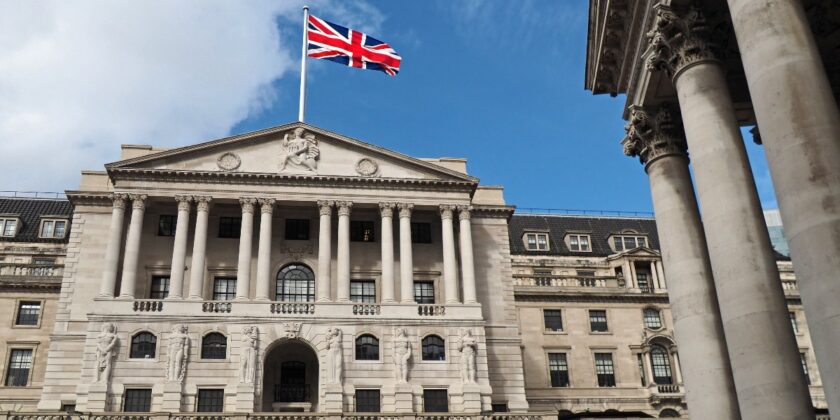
[397,203,414,219]
[239,197,257,214]
[336,201,353,217]
[622,105,688,167]
[129,194,147,210]
[194,196,212,212]
[644,2,720,80]
[379,202,395,218]
[258,198,276,214]
[317,200,334,216]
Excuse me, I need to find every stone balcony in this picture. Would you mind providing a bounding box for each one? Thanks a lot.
[4,413,552,420]
[0,262,64,289]
[512,274,665,296]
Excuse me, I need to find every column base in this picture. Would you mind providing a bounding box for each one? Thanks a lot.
[187,295,203,301]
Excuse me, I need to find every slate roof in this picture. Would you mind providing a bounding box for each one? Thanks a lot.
[0,198,73,243]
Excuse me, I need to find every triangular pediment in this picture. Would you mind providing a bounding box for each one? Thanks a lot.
[106,122,477,183]
[606,246,660,260]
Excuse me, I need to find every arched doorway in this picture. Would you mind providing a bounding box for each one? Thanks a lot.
[262,339,319,412]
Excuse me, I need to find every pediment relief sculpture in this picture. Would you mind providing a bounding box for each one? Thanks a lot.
[279,127,320,173]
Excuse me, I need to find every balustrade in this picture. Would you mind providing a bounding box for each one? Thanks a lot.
[418,304,446,316]
[353,304,381,315]
[514,276,613,288]
[202,301,232,313]
[271,302,316,315]
[0,262,63,277]
[655,384,681,394]
[3,414,551,420]
[132,300,163,312]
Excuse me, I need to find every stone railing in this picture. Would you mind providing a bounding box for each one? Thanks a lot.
[353,304,381,316]
[271,302,316,315]
[202,301,232,313]
[782,280,798,294]
[513,275,617,289]
[1,414,553,420]
[0,262,64,277]
[418,304,446,316]
[655,384,682,394]
[133,299,164,312]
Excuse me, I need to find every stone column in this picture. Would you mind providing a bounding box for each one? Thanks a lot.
[397,203,414,303]
[379,203,396,303]
[316,201,334,302]
[236,198,256,300]
[655,261,667,290]
[168,195,192,299]
[188,196,211,300]
[645,5,812,418]
[649,260,660,292]
[440,205,459,304]
[622,105,740,418]
[99,194,128,298]
[335,201,352,302]
[458,206,477,304]
[118,194,147,299]
[255,198,275,301]
[642,347,655,386]
[627,261,637,289]
[728,0,840,412]
[671,347,683,385]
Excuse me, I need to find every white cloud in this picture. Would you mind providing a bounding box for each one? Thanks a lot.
[0,0,381,192]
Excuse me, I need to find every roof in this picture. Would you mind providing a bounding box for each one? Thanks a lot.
[0,198,73,243]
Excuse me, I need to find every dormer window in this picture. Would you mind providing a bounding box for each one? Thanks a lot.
[612,235,648,252]
[567,234,591,252]
[0,218,20,238]
[39,219,68,239]
[524,233,549,251]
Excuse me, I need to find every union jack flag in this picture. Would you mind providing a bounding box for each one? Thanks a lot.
[307,14,402,76]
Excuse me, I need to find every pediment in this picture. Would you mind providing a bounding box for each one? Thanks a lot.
[106,122,477,184]
[607,246,660,259]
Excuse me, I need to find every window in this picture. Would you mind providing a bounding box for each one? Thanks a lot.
[423,389,449,412]
[594,353,616,387]
[123,389,152,412]
[491,403,509,413]
[61,404,76,412]
[197,389,225,412]
[613,235,648,251]
[285,219,310,240]
[801,353,811,385]
[157,215,176,236]
[276,264,315,302]
[355,335,380,360]
[650,345,673,384]
[548,353,569,387]
[130,332,156,359]
[149,276,170,299]
[4,349,32,386]
[524,233,549,251]
[218,217,241,238]
[213,277,237,301]
[790,311,798,334]
[32,257,56,276]
[544,309,563,332]
[39,219,68,239]
[422,335,445,361]
[351,221,375,242]
[15,301,41,326]
[411,222,432,244]
[637,353,647,386]
[355,389,381,412]
[568,234,591,252]
[0,218,19,237]
[589,310,608,332]
[351,280,376,303]
[414,281,435,304]
[644,308,662,329]
[534,269,553,286]
[201,333,227,359]
[637,272,652,293]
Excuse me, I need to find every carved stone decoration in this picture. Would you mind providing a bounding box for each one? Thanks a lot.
[279,127,320,172]
[130,194,148,210]
[217,152,242,171]
[240,326,259,384]
[644,3,721,79]
[458,328,478,384]
[94,323,118,383]
[355,158,379,177]
[325,327,343,384]
[166,325,190,383]
[397,203,414,219]
[283,322,303,339]
[279,245,313,261]
[621,105,688,166]
[111,193,128,210]
[393,328,411,383]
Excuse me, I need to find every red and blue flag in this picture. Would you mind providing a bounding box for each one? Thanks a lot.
[306,14,402,76]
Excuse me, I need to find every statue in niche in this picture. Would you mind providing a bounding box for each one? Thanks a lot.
[240,326,259,384]
[95,323,118,383]
[166,325,190,383]
[325,327,343,384]
[459,328,478,384]
[394,328,411,383]
[279,127,319,172]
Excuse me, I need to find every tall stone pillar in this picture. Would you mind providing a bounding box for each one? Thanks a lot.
[440,205,459,304]
[255,198,275,301]
[728,0,840,412]
[335,201,352,302]
[236,198,256,300]
[622,105,740,418]
[379,203,396,303]
[118,194,147,299]
[645,5,812,418]
[316,201,334,302]
[99,193,127,298]
[671,347,684,385]
[168,195,192,299]
[188,196,212,300]
[397,203,414,303]
[642,347,655,386]
[457,206,477,304]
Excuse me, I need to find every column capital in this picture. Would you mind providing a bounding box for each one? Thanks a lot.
[397,203,414,219]
[110,193,129,210]
[129,194,148,210]
[457,205,472,220]
[379,202,395,218]
[317,200,335,216]
[336,201,353,216]
[175,196,192,212]
[258,198,275,214]
[194,196,212,212]
[644,3,721,80]
[439,204,457,220]
[622,105,688,167]
[239,197,257,214]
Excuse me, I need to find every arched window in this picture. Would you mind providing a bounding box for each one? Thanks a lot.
[644,308,662,329]
[659,408,680,417]
[276,264,315,302]
[355,335,379,360]
[650,345,673,384]
[201,332,227,359]
[130,332,157,359]
[422,335,445,361]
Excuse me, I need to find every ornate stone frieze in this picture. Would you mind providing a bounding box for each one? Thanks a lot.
[283,322,302,339]
[94,323,118,384]
[645,3,720,80]
[397,203,414,219]
[622,105,688,166]
[166,325,190,383]
[279,127,319,172]
[217,152,241,171]
[317,200,334,216]
[239,197,257,214]
[355,158,379,177]
[240,326,259,384]
[279,245,313,261]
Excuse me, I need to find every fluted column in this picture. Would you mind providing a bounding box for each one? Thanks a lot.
[236,198,256,300]
[188,196,211,300]
[397,203,414,303]
[168,195,192,299]
[316,201,334,302]
[379,203,396,303]
[99,193,128,298]
[255,198,275,301]
[458,206,477,304]
[336,201,352,302]
[118,194,147,299]
[440,205,459,304]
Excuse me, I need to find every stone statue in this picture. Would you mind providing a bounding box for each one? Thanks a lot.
[94,323,118,383]
[326,327,343,384]
[459,328,478,384]
[166,325,190,383]
[393,328,411,383]
[240,326,259,384]
[279,127,319,172]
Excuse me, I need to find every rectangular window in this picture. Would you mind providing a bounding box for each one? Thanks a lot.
[218,217,241,238]
[637,272,651,293]
[544,309,563,332]
[613,235,648,252]
[525,233,549,251]
[423,389,449,412]
[149,276,170,299]
[414,281,435,304]
[213,277,237,301]
[15,301,41,326]
[285,219,310,240]
[157,215,176,236]
[32,257,56,276]
[790,312,798,334]
[5,349,33,386]
[40,219,68,239]
[411,222,432,244]
[196,389,225,412]
[350,280,376,303]
[595,353,616,387]
[355,389,381,413]
[351,221,375,242]
[569,234,591,252]
[589,310,609,332]
[548,353,569,387]
[123,389,152,412]
[801,353,811,385]
[0,218,18,237]
[491,403,509,413]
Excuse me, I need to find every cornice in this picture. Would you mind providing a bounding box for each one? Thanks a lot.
[472,205,516,220]
[65,192,111,206]
[514,292,670,304]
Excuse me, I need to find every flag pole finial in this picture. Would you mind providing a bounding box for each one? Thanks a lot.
[298,5,310,122]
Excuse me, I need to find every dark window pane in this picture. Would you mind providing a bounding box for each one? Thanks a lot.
[201,333,227,359]
[355,335,380,360]
[414,281,435,304]
[149,276,170,299]
[790,312,798,333]
[637,272,652,293]
[491,403,509,413]
[213,277,237,301]
[123,389,152,412]
[650,345,673,384]
[16,301,41,326]
[423,389,448,412]
[549,353,569,387]
[276,264,315,302]
[351,280,376,303]
[197,389,225,412]
[801,353,811,385]
[351,221,375,242]
[5,349,32,386]
[130,332,156,359]
[589,310,608,332]
[32,258,56,276]
[285,219,310,240]
[356,389,381,413]
[544,310,563,332]
[411,222,432,244]
[595,353,616,387]
[422,335,445,361]
[644,309,662,329]
[158,215,176,236]
[218,217,241,238]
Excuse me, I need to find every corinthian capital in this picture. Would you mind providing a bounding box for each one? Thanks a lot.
[175,195,192,212]
[194,196,212,212]
[111,193,128,210]
[258,198,275,214]
[317,200,334,216]
[239,197,257,214]
[336,201,353,217]
[644,3,720,80]
[439,204,457,220]
[622,105,688,167]
[397,203,414,219]
[129,194,148,210]
[457,205,472,221]
[379,202,395,218]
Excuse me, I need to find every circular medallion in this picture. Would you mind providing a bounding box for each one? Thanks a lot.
[217,152,241,171]
[355,158,379,176]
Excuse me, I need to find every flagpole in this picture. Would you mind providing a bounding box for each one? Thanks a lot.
[298,5,309,122]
